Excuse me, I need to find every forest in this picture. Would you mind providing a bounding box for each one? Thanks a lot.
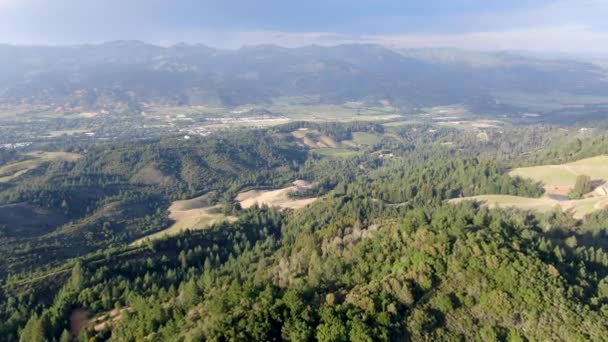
[1,121,608,341]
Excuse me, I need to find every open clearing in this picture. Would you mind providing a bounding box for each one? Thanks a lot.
[450,195,608,219]
[290,128,383,150]
[131,194,237,246]
[236,185,318,210]
[289,128,362,158]
[312,148,359,159]
[134,182,318,245]
[510,155,608,195]
[0,151,81,183]
[349,132,382,146]
[451,155,608,219]
[291,128,339,148]
[268,104,401,122]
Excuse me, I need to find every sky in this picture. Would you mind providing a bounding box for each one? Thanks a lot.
[0,0,607,54]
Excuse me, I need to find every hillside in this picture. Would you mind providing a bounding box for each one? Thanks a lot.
[3,122,608,341]
[453,155,608,219]
[0,130,307,275]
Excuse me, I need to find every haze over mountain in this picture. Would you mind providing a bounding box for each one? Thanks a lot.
[0,41,606,112]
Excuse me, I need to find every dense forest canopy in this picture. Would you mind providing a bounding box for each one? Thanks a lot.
[1,119,608,341]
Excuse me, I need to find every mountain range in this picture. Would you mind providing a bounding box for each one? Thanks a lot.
[1,41,607,112]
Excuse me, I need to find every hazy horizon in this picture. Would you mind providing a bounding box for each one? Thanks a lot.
[2,39,607,61]
[0,0,607,55]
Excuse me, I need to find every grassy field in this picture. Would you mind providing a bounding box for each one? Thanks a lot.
[267,104,400,121]
[131,194,236,246]
[291,129,339,148]
[510,155,608,195]
[0,105,91,121]
[450,195,558,212]
[312,148,359,159]
[450,194,608,219]
[236,186,318,210]
[350,132,382,145]
[452,155,608,219]
[0,152,81,183]
[136,185,319,245]
[144,105,226,117]
[383,120,424,127]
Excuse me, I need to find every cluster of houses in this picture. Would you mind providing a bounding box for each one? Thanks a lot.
[0,142,31,150]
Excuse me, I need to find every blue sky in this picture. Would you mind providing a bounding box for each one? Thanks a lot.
[0,0,606,53]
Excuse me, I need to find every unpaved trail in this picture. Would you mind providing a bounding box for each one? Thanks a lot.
[237,186,318,209]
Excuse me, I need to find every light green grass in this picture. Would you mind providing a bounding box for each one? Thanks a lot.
[452,194,608,219]
[267,104,400,121]
[454,155,608,219]
[312,148,359,158]
[451,195,557,212]
[131,198,236,246]
[510,166,577,187]
[383,120,424,127]
[510,155,608,190]
[350,132,382,145]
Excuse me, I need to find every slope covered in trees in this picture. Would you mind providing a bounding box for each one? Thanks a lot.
[2,123,608,341]
[0,130,307,276]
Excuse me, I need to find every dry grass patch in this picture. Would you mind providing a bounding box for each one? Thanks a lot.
[237,186,318,210]
[451,194,608,219]
[131,194,237,246]
[291,128,340,149]
[510,156,608,196]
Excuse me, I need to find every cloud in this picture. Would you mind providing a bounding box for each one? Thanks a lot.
[0,0,606,55]
[163,25,608,55]
[373,25,608,53]
[463,0,608,32]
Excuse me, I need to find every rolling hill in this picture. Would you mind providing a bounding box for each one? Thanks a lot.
[452,155,608,219]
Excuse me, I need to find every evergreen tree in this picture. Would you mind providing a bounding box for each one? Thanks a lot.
[59,329,71,342]
[69,261,85,291]
[19,314,46,342]
[570,174,593,199]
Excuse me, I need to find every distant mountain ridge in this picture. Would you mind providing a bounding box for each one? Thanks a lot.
[0,41,607,112]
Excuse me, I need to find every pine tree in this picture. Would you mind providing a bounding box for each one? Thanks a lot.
[181,278,201,307]
[59,329,71,342]
[19,314,46,342]
[569,174,592,199]
[69,261,85,291]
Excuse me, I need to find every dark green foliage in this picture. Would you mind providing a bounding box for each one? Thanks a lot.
[0,130,307,275]
[345,158,544,205]
[569,174,593,199]
[3,123,608,341]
